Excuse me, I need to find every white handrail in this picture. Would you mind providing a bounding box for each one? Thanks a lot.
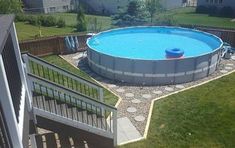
[22,54,104,101]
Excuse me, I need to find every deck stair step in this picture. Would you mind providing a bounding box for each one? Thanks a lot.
[32,93,108,130]
[58,135,71,148]
[45,133,57,148]
[34,135,43,148]
[30,129,97,148]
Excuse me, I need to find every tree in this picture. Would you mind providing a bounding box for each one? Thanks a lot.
[76,6,87,32]
[145,0,161,24]
[127,1,139,16]
[112,1,149,27]
[0,0,23,14]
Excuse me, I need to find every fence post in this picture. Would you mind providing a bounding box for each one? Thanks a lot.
[58,37,61,54]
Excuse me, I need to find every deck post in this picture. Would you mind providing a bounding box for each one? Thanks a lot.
[99,87,104,102]
[22,54,35,119]
[113,109,117,147]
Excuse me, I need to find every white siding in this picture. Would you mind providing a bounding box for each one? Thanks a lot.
[161,0,183,10]
[81,0,183,14]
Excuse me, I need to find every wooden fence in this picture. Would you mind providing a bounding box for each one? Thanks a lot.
[197,27,235,47]
[19,35,91,57]
[181,25,235,47]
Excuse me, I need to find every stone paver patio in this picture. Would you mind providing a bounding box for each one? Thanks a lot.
[61,53,235,145]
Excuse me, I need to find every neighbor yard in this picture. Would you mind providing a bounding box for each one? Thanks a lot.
[16,22,74,41]
[15,7,235,41]
[120,72,235,148]
[167,7,235,29]
[15,14,112,41]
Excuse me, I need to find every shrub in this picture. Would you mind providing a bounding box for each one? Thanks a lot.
[76,21,87,32]
[15,13,27,22]
[27,15,39,25]
[37,15,44,25]
[196,5,208,14]
[40,15,57,27]
[57,17,66,28]
[220,6,234,18]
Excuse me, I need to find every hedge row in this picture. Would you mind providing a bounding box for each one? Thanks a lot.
[15,14,66,28]
[196,5,234,18]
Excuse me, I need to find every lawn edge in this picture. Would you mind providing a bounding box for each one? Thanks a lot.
[118,69,235,146]
[144,69,235,139]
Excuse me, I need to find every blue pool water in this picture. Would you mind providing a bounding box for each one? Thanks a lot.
[87,27,222,60]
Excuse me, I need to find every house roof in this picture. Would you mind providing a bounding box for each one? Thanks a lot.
[0,15,15,53]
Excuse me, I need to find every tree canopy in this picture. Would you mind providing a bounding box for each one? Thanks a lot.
[0,0,23,14]
[112,1,149,26]
[76,6,87,32]
[145,0,162,23]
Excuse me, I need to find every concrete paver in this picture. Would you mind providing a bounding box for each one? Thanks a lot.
[117,117,142,144]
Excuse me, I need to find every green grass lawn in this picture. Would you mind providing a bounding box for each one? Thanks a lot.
[15,22,75,41]
[50,13,112,30]
[120,72,235,148]
[15,13,112,41]
[42,55,118,106]
[156,7,235,29]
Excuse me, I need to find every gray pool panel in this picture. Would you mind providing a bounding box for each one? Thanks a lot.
[87,49,221,85]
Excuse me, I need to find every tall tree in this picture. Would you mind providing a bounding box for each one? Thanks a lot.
[127,1,139,16]
[76,6,87,32]
[112,0,149,26]
[145,0,161,24]
[0,0,23,14]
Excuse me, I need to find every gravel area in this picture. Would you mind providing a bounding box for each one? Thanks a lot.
[61,52,235,135]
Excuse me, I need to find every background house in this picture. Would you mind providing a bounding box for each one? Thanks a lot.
[186,0,197,6]
[79,0,131,15]
[160,0,184,10]
[80,0,184,15]
[23,0,76,13]
[197,0,235,10]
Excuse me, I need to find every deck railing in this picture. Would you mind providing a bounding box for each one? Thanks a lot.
[22,53,103,102]
[28,74,117,145]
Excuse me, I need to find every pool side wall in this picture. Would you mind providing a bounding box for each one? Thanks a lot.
[87,48,222,85]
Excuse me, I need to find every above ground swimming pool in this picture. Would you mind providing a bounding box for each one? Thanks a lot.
[87,26,223,85]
